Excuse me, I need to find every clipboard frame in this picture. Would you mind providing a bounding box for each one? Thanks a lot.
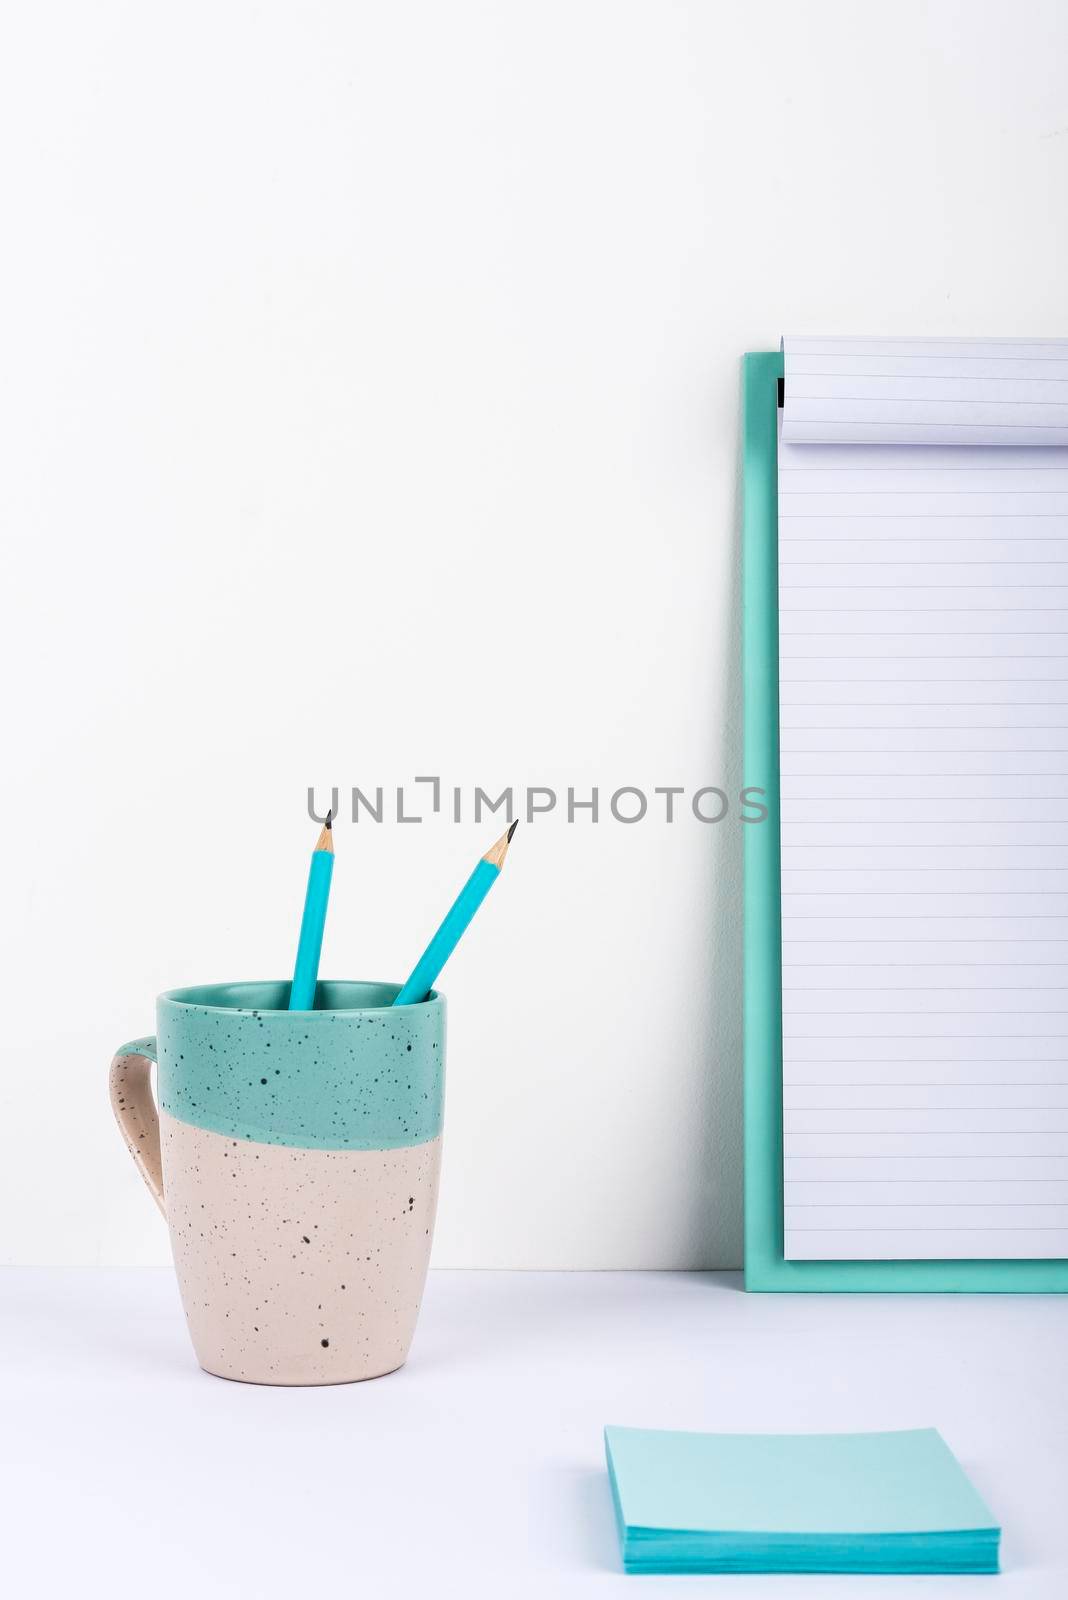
[742,349,1068,1291]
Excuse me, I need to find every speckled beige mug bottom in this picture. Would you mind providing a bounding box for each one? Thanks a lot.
[160,1112,441,1385]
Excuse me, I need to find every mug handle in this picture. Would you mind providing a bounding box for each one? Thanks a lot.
[109,1037,166,1217]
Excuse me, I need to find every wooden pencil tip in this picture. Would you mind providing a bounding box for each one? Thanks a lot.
[315,818,335,853]
[483,820,518,869]
[325,809,333,828]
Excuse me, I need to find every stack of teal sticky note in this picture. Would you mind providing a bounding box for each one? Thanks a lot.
[604,1425,1000,1575]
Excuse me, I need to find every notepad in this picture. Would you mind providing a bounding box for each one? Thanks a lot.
[777,335,1068,1263]
[604,1424,1000,1575]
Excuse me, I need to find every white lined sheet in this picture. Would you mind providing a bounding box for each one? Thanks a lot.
[778,342,1068,1261]
[783,336,1068,447]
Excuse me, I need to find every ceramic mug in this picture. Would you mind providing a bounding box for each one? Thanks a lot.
[109,980,445,1386]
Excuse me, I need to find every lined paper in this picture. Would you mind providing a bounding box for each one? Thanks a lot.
[783,336,1068,447]
[778,338,1068,1260]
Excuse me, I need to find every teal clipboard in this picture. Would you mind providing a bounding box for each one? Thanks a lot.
[742,349,1068,1292]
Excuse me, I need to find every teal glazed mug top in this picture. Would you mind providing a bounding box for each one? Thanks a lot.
[109,981,446,1385]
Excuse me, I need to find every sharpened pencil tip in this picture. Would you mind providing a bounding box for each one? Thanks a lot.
[483,819,518,868]
[325,809,332,828]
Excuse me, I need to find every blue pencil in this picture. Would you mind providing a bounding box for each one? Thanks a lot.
[289,814,335,1009]
[393,821,518,1006]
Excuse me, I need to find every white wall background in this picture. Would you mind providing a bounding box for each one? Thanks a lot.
[2,1,1066,1267]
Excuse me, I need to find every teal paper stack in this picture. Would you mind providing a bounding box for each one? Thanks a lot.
[604,1426,999,1575]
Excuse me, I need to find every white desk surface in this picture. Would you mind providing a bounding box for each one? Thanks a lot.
[1,1269,1065,1598]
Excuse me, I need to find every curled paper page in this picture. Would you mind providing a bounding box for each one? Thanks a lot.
[782,335,1068,447]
